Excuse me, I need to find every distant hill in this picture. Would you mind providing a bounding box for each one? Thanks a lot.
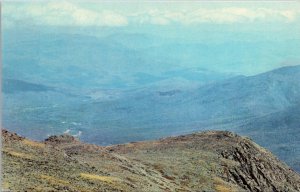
[69,65,300,144]
[2,65,300,172]
[2,79,54,94]
[2,129,300,192]
[3,31,233,89]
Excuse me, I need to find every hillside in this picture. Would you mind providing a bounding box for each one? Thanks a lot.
[3,65,300,173]
[2,129,300,192]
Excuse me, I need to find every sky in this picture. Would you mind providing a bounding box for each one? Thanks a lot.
[2,1,300,77]
[3,1,300,27]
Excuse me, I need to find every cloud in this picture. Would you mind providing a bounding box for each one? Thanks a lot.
[279,10,296,22]
[151,17,170,25]
[3,2,299,28]
[3,2,128,27]
[138,7,300,25]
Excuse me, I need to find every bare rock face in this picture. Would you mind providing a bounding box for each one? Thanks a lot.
[220,138,300,192]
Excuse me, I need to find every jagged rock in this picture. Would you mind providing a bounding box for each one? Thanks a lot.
[2,129,25,142]
[45,134,78,145]
[220,139,300,191]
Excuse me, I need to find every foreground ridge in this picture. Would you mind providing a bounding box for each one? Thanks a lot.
[2,129,300,192]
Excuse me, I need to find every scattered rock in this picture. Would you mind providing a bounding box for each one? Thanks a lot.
[45,134,78,145]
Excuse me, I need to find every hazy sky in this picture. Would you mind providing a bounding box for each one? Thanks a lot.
[3,1,300,27]
[2,1,300,76]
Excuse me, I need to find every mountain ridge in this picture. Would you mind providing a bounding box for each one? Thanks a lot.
[2,129,300,192]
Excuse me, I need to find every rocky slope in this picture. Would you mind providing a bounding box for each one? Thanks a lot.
[2,129,300,192]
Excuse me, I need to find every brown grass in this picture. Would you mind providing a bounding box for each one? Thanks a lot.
[80,173,119,184]
[80,173,130,191]
[2,181,10,189]
[40,174,70,185]
[22,139,45,148]
[214,177,236,192]
[3,149,33,160]
[39,175,93,192]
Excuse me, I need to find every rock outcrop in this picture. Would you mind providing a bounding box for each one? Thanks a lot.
[220,136,300,191]
[45,134,78,144]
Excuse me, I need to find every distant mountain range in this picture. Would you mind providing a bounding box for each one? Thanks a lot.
[3,31,236,89]
[3,65,300,172]
[4,30,300,89]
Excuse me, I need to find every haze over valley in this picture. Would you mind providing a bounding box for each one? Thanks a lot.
[2,1,300,176]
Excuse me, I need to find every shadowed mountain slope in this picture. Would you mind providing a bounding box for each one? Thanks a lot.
[3,65,300,174]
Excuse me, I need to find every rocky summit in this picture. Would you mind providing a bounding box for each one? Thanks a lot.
[2,129,300,192]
